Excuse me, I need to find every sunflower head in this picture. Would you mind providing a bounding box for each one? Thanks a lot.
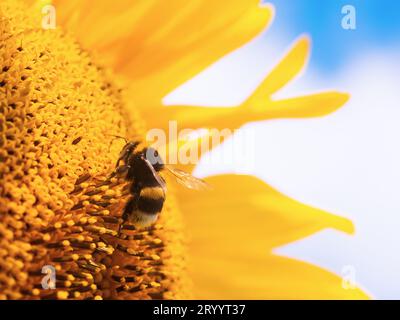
[0,0,189,300]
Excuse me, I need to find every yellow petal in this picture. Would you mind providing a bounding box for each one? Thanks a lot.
[180,175,354,250]
[191,254,369,299]
[129,3,273,106]
[175,174,366,299]
[247,36,310,103]
[54,0,274,105]
[142,91,348,133]
[138,37,345,148]
[264,91,350,118]
[24,0,46,7]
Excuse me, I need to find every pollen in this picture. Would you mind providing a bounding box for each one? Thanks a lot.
[0,0,189,300]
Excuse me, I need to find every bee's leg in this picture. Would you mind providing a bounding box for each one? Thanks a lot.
[118,210,129,235]
[118,219,124,236]
[118,196,137,237]
[121,184,131,197]
[115,143,134,169]
[115,157,123,169]
[108,164,131,180]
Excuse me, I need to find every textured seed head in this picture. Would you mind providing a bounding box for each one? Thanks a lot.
[0,0,190,300]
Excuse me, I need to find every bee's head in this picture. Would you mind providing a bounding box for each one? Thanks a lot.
[119,141,138,163]
[145,147,164,171]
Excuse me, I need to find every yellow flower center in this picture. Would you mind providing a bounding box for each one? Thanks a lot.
[0,0,189,300]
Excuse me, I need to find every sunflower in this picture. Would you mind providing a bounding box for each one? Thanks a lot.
[0,0,368,299]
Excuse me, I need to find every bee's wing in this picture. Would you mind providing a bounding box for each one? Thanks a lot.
[142,157,167,190]
[165,166,211,190]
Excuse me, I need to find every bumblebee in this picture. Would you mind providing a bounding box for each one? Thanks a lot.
[110,137,209,232]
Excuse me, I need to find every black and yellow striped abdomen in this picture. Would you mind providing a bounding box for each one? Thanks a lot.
[117,141,167,228]
[137,187,165,214]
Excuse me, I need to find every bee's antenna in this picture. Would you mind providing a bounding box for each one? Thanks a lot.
[117,211,128,238]
[106,134,128,143]
[106,134,128,152]
[118,223,123,237]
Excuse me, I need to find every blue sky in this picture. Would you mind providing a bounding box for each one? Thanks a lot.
[265,0,400,73]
